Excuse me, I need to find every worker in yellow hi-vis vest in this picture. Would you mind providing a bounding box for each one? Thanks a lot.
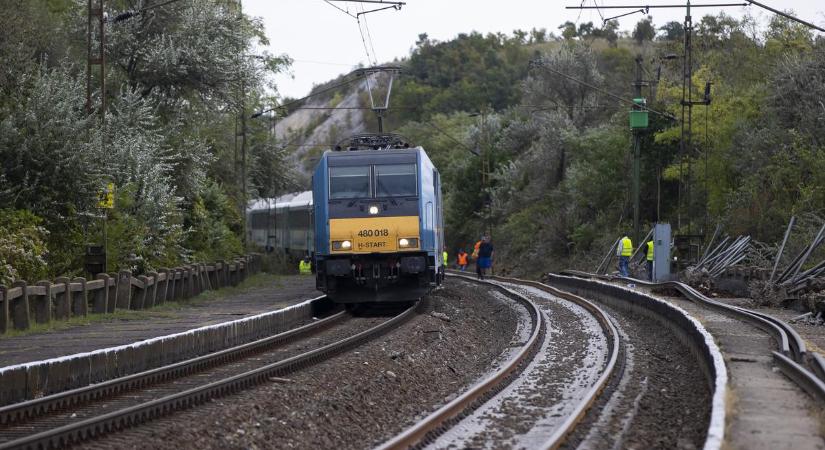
[298,257,312,275]
[646,239,655,281]
[616,235,633,277]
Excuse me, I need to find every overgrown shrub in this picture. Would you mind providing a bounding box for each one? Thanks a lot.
[0,209,49,284]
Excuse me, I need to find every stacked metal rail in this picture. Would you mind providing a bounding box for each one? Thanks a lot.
[692,235,752,277]
[772,222,825,294]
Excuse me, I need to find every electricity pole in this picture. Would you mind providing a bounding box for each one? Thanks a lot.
[632,56,646,246]
[87,0,106,272]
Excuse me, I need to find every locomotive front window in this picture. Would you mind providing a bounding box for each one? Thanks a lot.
[329,166,371,199]
[375,164,417,197]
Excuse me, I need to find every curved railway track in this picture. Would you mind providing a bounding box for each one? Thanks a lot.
[379,273,621,449]
[0,300,420,449]
[561,270,825,403]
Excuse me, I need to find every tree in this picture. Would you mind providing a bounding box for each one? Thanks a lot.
[558,21,578,40]
[633,16,656,44]
[658,21,685,41]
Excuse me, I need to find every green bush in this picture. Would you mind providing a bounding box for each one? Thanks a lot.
[0,209,49,284]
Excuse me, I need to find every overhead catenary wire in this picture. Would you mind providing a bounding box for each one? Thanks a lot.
[111,0,189,22]
[424,120,480,157]
[529,61,678,121]
[251,74,366,118]
[361,5,379,64]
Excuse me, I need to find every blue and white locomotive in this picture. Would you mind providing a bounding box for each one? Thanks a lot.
[312,134,445,303]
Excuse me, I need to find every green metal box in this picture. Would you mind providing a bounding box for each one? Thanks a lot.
[630,110,649,129]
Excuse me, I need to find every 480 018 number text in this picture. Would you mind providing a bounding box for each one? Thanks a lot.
[357,228,389,237]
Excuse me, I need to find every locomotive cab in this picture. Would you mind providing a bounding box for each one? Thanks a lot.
[312,137,444,303]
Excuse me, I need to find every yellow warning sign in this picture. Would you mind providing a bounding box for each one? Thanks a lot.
[98,182,115,209]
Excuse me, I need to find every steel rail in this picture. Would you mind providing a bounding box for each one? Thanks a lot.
[377,274,543,449]
[485,274,621,450]
[560,270,825,403]
[0,307,345,426]
[0,303,419,449]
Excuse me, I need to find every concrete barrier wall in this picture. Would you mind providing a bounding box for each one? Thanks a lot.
[0,294,325,406]
[0,255,262,334]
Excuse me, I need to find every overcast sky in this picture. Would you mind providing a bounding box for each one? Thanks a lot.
[243,1,825,99]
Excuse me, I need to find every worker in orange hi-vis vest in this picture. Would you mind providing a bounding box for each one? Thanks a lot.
[457,249,469,271]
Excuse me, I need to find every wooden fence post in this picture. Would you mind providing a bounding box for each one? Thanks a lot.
[53,277,71,320]
[34,281,53,323]
[11,281,30,330]
[93,274,109,314]
[71,277,88,317]
[146,272,158,308]
[116,271,132,310]
[0,285,8,333]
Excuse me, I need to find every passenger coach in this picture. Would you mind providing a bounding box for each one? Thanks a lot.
[312,137,445,303]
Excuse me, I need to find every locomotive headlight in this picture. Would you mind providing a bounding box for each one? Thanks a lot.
[398,238,418,248]
[342,240,352,249]
[368,205,380,215]
[332,240,352,251]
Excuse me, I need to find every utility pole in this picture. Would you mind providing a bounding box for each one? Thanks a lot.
[632,56,646,246]
[679,0,693,235]
[86,0,105,119]
[240,79,248,248]
[87,0,106,272]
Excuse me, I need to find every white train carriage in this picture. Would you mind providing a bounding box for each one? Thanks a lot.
[247,191,314,258]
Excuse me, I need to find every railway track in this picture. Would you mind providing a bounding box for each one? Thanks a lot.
[0,300,420,449]
[379,273,621,449]
[561,270,825,403]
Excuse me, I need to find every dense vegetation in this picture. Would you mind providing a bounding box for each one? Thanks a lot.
[1,0,295,283]
[3,2,824,283]
[384,15,825,276]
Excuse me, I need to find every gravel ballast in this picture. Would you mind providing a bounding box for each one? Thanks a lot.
[85,278,521,449]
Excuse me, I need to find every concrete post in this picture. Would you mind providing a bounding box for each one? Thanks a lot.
[217,260,226,288]
[185,266,194,298]
[71,277,88,317]
[190,266,200,297]
[106,273,118,313]
[203,265,213,291]
[146,272,158,308]
[93,274,109,314]
[167,269,176,302]
[157,268,169,304]
[0,285,9,333]
[175,268,184,300]
[11,281,30,330]
[229,262,238,287]
[116,271,132,310]
[199,264,207,293]
[53,277,72,320]
[133,275,148,309]
[34,281,53,323]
